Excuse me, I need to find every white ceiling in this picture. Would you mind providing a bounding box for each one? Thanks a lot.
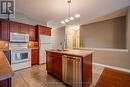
[16,0,130,28]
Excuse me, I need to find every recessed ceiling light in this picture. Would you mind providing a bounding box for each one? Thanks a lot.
[72,25,80,31]
[65,19,69,22]
[69,17,74,20]
[61,21,65,24]
[75,14,80,18]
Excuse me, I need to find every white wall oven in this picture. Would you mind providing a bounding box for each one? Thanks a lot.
[9,43,31,71]
[11,49,30,64]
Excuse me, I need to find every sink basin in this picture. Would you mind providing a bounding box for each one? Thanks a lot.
[52,49,68,52]
[58,49,68,51]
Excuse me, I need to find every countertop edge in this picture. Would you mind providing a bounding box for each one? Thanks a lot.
[46,49,94,57]
[0,51,13,81]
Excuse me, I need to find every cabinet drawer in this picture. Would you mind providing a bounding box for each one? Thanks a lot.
[47,52,62,58]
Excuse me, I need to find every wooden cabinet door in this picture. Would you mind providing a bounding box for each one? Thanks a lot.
[0,78,11,87]
[46,27,51,36]
[38,25,52,36]
[53,53,62,80]
[29,25,36,41]
[20,24,29,34]
[39,26,47,34]
[0,20,9,41]
[46,52,54,73]
[10,21,20,33]
[31,49,39,65]
[46,52,62,80]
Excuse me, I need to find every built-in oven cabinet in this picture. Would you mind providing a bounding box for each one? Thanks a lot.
[0,19,10,41]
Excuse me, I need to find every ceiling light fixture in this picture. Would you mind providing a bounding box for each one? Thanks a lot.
[60,0,80,24]
[65,19,69,22]
[72,25,80,31]
[61,21,65,24]
[69,17,74,20]
[75,14,80,18]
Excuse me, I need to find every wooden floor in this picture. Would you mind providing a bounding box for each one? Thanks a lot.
[96,68,130,87]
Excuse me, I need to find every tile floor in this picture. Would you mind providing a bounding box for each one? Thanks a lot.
[12,64,104,87]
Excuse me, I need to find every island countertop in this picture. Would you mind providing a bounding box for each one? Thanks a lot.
[0,51,13,81]
[46,49,94,57]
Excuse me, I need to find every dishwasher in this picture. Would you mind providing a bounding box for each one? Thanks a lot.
[62,55,82,87]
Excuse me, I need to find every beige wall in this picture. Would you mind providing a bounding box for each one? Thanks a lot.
[127,7,130,52]
[93,49,129,69]
[80,16,126,49]
[65,26,80,49]
[51,27,65,49]
[79,7,130,70]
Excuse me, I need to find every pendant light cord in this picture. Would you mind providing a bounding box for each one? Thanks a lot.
[67,0,71,18]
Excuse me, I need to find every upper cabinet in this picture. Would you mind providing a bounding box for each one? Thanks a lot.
[10,21,29,34]
[36,25,52,36]
[0,19,50,41]
[29,25,36,41]
[10,21,37,41]
[20,24,29,34]
[10,21,20,33]
[0,19,10,41]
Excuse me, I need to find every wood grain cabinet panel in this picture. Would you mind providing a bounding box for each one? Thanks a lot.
[53,56,62,79]
[10,21,29,34]
[0,19,10,41]
[29,25,36,41]
[0,78,11,87]
[46,52,54,73]
[31,49,39,65]
[36,25,52,36]
[0,19,38,41]
[20,24,29,34]
[39,26,47,34]
[46,28,51,36]
[83,54,92,87]
[10,21,20,33]
[46,52,62,80]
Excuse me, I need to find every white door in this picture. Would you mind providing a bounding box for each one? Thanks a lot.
[39,43,52,64]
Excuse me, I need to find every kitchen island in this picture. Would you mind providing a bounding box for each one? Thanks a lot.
[46,49,93,87]
[0,51,13,87]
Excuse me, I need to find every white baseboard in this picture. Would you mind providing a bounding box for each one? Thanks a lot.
[93,63,130,73]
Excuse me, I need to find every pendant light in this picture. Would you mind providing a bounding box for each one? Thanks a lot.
[61,0,80,24]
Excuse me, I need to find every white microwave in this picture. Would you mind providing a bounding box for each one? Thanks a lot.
[10,32,29,42]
